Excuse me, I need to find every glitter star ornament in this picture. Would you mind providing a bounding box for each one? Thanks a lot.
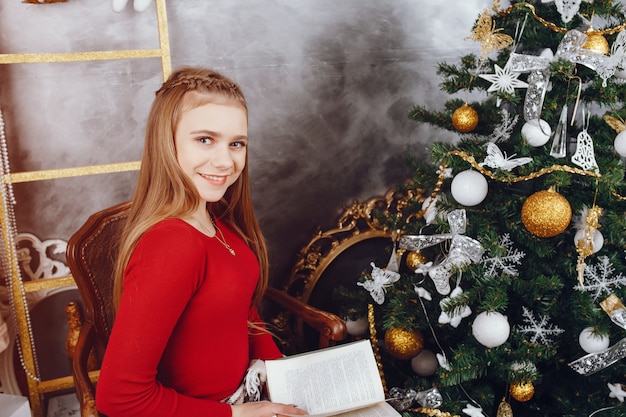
[478,59,528,106]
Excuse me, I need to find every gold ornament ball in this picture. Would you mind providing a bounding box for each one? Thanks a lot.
[521,188,572,238]
[384,328,424,360]
[452,104,479,133]
[405,251,427,270]
[583,32,610,55]
[510,381,535,402]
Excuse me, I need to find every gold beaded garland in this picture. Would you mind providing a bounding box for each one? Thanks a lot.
[405,250,427,270]
[452,104,479,133]
[583,32,610,55]
[510,381,535,402]
[521,188,572,238]
[384,328,424,360]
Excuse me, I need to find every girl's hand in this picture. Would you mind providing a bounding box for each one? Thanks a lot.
[231,400,308,417]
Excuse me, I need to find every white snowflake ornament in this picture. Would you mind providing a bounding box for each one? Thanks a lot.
[515,306,564,345]
[576,256,626,301]
[481,233,526,277]
[478,58,528,106]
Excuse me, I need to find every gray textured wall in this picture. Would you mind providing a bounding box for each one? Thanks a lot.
[0,0,486,283]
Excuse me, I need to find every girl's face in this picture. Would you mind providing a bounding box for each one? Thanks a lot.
[174,102,248,206]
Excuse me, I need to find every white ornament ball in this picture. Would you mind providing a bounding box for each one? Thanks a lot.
[345,317,369,337]
[472,311,510,348]
[578,327,610,354]
[410,349,438,376]
[614,131,626,157]
[521,119,552,147]
[450,169,488,206]
[614,68,626,79]
[574,229,604,254]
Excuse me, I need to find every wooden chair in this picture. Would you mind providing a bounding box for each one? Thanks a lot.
[65,200,347,417]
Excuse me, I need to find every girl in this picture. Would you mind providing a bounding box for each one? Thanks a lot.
[96,67,307,417]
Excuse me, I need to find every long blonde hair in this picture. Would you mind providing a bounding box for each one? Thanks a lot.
[113,67,269,310]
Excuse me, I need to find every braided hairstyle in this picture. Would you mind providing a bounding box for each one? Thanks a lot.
[113,67,269,311]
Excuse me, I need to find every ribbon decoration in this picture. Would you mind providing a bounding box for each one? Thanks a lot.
[510,29,613,123]
[388,387,444,411]
[400,210,484,295]
[569,294,626,375]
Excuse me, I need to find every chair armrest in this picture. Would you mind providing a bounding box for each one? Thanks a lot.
[72,322,99,417]
[265,287,347,348]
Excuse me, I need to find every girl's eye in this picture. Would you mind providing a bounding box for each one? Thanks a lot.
[198,136,213,144]
[231,141,247,148]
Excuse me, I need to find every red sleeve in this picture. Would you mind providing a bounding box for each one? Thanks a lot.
[96,222,232,417]
[248,306,283,360]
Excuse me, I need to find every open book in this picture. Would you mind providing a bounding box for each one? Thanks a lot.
[265,339,400,417]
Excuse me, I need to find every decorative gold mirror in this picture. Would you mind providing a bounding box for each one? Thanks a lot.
[271,183,427,353]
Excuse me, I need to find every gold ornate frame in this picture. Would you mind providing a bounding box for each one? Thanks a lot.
[271,184,426,353]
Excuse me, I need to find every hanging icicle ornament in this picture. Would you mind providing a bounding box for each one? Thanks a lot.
[575,204,603,286]
[550,104,568,158]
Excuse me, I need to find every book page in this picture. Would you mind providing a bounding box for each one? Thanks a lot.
[266,340,397,416]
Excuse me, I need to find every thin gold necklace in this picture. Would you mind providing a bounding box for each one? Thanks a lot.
[209,216,236,256]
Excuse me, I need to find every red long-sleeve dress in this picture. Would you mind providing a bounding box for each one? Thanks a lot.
[96,218,282,417]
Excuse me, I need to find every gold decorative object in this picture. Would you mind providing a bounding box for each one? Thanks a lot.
[384,327,424,360]
[575,205,603,286]
[583,32,610,55]
[521,187,572,238]
[412,408,460,417]
[499,3,626,36]
[496,397,514,417]
[465,9,513,58]
[405,250,427,270]
[452,103,479,133]
[276,186,427,352]
[601,294,625,315]
[510,381,535,402]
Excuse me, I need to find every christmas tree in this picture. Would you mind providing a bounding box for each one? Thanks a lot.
[339,1,626,416]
